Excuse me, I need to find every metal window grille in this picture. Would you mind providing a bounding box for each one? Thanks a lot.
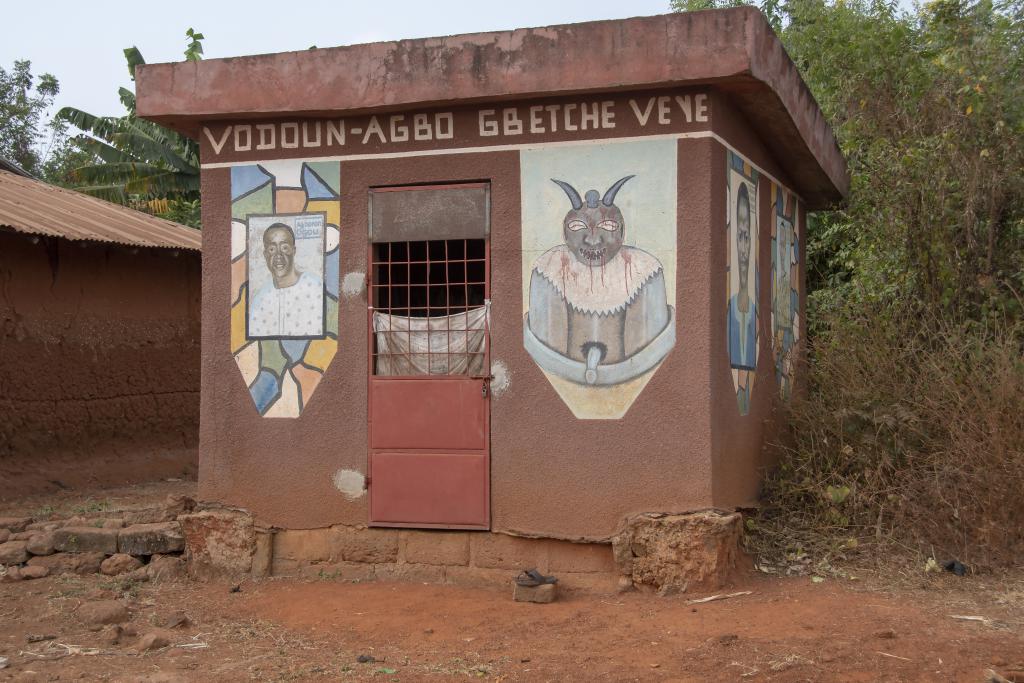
[370,239,489,376]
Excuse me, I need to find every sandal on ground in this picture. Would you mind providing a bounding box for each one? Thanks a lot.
[515,568,558,586]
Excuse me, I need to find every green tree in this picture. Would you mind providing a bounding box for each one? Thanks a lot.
[673,0,1024,320]
[0,60,62,176]
[672,0,1024,567]
[57,30,205,226]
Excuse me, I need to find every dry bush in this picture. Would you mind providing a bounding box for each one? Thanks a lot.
[752,309,1024,572]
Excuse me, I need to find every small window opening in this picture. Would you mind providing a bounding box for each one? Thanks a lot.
[371,239,487,376]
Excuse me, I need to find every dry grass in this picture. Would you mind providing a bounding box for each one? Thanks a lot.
[749,309,1024,574]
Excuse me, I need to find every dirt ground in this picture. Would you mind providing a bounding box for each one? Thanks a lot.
[1,480,1022,682]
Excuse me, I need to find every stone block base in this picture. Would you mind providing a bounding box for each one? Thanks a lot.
[176,508,743,595]
[224,525,619,592]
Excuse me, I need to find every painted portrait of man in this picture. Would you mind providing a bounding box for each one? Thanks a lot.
[726,150,759,416]
[247,214,325,338]
[728,182,757,370]
[772,186,799,400]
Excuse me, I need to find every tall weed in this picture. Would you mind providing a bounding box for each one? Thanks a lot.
[754,309,1024,571]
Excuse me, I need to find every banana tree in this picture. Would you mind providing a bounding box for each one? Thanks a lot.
[57,43,200,206]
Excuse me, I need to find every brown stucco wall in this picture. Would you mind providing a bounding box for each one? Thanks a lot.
[708,96,806,509]
[0,230,201,460]
[199,139,716,540]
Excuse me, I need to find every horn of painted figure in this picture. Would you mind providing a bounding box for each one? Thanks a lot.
[602,175,635,207]
[551,178,583,210]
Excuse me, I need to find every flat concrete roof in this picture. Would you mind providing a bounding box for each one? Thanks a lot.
[137,7,848,208]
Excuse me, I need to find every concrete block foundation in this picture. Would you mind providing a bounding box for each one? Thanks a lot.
[181,509,741,594]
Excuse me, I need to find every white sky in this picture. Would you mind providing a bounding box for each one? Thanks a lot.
[4,0,672,118]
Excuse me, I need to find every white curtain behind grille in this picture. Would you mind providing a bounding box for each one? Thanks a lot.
[373,304,489,376]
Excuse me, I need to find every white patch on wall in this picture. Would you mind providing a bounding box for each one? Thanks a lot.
[326,225,340,252]
[332,469,366,499]
[490,360,511,397]
[341,272,366,298]
[231,220,247,260]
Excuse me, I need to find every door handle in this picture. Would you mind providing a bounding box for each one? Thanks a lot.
[472,374,495,398]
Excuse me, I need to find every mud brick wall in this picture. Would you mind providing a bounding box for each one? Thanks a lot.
[0,231,201,458]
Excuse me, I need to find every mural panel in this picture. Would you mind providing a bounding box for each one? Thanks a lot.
[726,150,759,416]
[771,183,800,400]
[521,139,677,419]
[230,160,340,417]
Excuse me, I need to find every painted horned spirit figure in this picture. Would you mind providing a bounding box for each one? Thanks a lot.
[524,175,676,386]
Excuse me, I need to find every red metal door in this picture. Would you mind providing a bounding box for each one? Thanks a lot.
[367,184,490,529]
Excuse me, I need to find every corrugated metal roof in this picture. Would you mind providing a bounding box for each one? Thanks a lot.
[0,156,33,177]
[0,169,201,250]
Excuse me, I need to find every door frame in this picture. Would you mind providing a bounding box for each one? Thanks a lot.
[365,182,491,530]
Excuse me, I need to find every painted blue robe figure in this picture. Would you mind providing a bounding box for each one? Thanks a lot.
[524,176,675,386]
[728,181,756,414]
[772,205,798,399]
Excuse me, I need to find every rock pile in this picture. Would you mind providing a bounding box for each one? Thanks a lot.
[0,495,192,584]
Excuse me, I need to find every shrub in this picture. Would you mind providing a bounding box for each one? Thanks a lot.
[753,308,1024,571]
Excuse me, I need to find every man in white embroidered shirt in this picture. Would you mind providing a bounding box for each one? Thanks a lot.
[249,223,324,337]
[524,176,675,386]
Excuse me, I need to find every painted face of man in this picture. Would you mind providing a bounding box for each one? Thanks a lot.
[736,186,751,287]
[263,225,297,285]
[563,202,626,266]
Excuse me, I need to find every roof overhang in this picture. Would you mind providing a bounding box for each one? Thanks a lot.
[137,7,848,208]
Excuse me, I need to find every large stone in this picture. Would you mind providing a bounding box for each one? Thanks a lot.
[101,554,144,576]
[1,566,22,582]
[19,565,49,580]
[330,527,398,564]
[612,510,743,594]
[135,629,173,652]
[118,523,184,556]
[179,510,255,577]
[52,527,119,554]
[403,531,470,566]
[147,554,186,581]
[162,494,196,519]
[122,496,195,527]
[77,600,130,625]
[0,517,32,533]
[0,540,28,565]
[122,508,166,525]
[0,529,8,543]
[26,532,55,556]
[27,552,105,575]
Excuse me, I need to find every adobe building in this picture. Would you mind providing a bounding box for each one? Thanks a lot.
[0,167,202,496]
[136,8,847,588]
